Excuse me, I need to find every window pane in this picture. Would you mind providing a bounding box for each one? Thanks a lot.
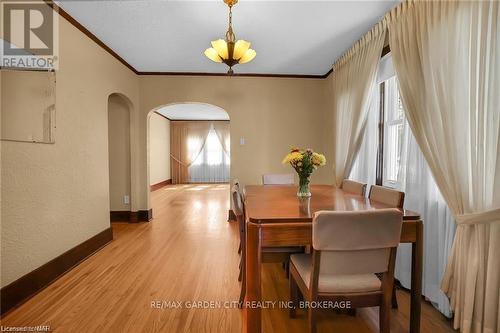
[189,127,230,183]
[188,137,203,165]
[397,92,404,120]
[192,129,223,166]
[383,76,405,186]
[206,130,222,165]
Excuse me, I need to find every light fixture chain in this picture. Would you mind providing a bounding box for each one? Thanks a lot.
[226,4,235,43]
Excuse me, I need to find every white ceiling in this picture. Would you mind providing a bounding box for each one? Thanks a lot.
[56,0,398,75]
[156,103,229,120]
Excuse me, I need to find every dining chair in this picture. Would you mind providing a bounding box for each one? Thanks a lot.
[289,209,403,333]
[368,185,405,309]
[233,179,246,200]
[369,185,405,208]
[341,179,367,196]
[231,184,304,305]
[232,183,244,255]
[262,173,294,185]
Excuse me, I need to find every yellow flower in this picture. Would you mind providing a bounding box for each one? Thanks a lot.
[312,153,326,166]
[282,151,303,165]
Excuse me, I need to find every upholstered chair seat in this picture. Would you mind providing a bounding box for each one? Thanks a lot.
[291,253,382,293]
[289,209,403,333]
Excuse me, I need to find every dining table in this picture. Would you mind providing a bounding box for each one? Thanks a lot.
[242,184,423,333]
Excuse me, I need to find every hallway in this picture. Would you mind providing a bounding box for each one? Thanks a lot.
[2,184,240,332]
[2,185,454,333]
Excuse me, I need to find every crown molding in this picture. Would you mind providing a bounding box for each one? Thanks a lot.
[45,1,138,74]
[154,111,229,122]
[45,1,334,79]
[141,71,330,79]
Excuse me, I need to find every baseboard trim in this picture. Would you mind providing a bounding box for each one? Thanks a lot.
[110,211,132,222]
[132,209,153,223]
[111,209,153,223]
[150,179,172,192]
[228,209,236,222]
[0,227,113,317]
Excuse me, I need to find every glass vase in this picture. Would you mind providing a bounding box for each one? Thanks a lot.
[297,175,311,197]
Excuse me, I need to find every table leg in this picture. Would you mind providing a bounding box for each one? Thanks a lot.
[244,222,262,333]
[410,221,423,333]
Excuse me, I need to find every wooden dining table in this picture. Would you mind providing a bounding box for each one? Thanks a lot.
[242,185,423,333]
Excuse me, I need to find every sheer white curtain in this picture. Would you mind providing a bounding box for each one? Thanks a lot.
[213,122,230,157]
[170,121,212,184]
[331,21,386,186]
[189,126,230,183]
[351,53,458,317]
[348,84,378,191]
[350,53,396,191]
[387,2,500,331]
[396,117,456,317]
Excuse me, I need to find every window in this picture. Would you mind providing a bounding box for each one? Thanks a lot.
[351,56,457,318]
[380,76,405,188]
[189,128,230,183]
[205,130,223,165]
[188,137,203,165]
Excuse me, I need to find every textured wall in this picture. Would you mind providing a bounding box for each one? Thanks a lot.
[108,94,132,211]
[1,71,55,142]
[148,113,170,185]
[0,9,336,287]
[0,14,139,287]
[139,75,335,209]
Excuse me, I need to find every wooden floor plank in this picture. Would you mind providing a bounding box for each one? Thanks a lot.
[1,184,456,333]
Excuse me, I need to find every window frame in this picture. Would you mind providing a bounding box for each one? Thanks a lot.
[376,70,405,189]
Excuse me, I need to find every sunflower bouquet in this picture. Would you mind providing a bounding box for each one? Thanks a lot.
[282,147,326,197]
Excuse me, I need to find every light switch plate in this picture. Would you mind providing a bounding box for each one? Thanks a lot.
[240,137,245,146]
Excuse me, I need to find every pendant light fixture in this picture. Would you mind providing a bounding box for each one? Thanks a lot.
[204,0,256,75]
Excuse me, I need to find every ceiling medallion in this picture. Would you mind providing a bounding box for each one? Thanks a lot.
[204,0,256,75]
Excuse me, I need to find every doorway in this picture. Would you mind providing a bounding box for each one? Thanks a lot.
[147,102,230,188]
[108,93,132,220]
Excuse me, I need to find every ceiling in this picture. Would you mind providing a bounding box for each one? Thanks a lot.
[156,103,229,120]
[56,0,398,75]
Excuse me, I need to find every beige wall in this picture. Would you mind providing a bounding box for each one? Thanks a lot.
[0,9,336,287]
[148,113,170,185]
[1,14,139,287]
[108,94,132,211]
[1,70,55,143]
[139,76,334,209]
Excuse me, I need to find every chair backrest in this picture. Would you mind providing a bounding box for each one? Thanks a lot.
[231,184,243,216]
[341,179,367,196]
[312,209,403,275]
[231,184,246,240]
[262,173,294,185]
[368,185,405,208]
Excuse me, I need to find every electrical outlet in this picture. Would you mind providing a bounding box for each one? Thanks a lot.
[124,195,130,204]
[240,137,245,146]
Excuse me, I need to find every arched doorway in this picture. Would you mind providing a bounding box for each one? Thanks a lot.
[146,102,230,200]
[108,93,133,221]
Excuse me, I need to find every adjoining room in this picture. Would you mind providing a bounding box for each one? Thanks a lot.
[1,1,498,333]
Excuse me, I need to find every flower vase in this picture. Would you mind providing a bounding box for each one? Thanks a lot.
[297,175,311,197]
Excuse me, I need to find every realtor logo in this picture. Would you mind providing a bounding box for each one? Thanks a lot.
[1,1,59,69]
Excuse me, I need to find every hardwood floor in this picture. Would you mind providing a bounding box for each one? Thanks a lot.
[1,184,456,333]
